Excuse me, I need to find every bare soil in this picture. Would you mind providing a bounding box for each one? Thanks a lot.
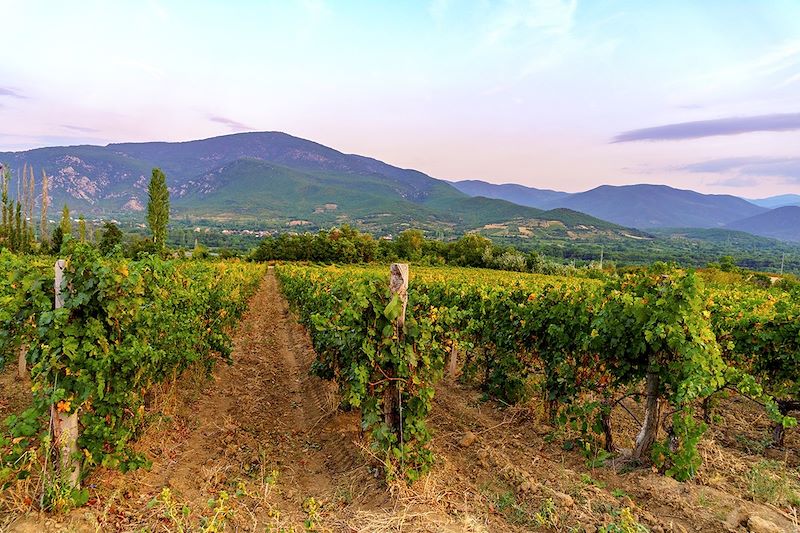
[1,269,798,532]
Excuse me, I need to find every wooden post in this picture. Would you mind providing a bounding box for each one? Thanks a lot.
[447,344,458,379]
[54,259,66,309]
[384,264,409,435]
[17,344,28,380]
[389,263,409,332]
[53,259,80,489]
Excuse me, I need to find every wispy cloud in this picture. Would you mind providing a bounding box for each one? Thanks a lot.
[0,133,109,150]
[682,40,800,94]
[612,113,800,143]
[681,156,800,181]
[777,71,800,89]
[428,0,452,23]
[0,87,27,99]
[209,115,254,132]
[296,0,331,35]
[109,57,163,79]
[485,0,578,44]
[61,124,99,133]
[710,176,761,188]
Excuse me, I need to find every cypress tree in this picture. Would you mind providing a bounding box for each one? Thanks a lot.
[0,166,8,245]
[146,168,170,250]
[20,165,30,249]
[27,165,35,244]
[51,226,64,254]
[60,204,72,237]
[40,170,49,244]
[13,202,21,251]
[78,215,86,242]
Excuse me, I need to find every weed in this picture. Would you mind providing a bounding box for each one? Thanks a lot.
[202,491,233,532]
[264,508,299,533]
[495,490,532,525]
[599,507,649,533]
[746,460,800,507]
[302,496,321,530]
[148,487,235,533]
[480,484,538,527]
[148,488,191,533]
[585,447,614,469]
[580,473,606,489]
[534,497,559,528]
[334,485,353,505]
[256,446,280,501]
[697,491,713,508]
[734,434,772,455]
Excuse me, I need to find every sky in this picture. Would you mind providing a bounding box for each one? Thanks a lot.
[1,0,799,198]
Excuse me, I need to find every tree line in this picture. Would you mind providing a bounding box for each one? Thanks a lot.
[250,226,581,275]
[0,164,48,254]
[0,165,171,258]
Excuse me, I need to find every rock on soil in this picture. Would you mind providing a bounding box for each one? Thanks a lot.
[459,431,478,447]
[746,515,784,533]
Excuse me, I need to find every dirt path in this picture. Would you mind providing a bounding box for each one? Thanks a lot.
[148,268,339,500]
[122,268,382,529]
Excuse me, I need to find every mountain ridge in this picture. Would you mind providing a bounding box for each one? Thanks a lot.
[451,179,800,241]
[3,132,794,242]
[0,132,638,240]
[724,206,800,242]
[749,194,800,209]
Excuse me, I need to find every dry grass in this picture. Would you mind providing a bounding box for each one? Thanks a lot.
[341,463,490,533]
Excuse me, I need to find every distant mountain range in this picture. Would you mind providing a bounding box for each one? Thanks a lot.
[748,194,800,209]
[0,132,634,240]
[0,131,797,244]
[451,180,570,208]
[451,180,798,242]
[725,206,800,242]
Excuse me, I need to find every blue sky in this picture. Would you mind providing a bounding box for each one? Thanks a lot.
[1,0,799,197]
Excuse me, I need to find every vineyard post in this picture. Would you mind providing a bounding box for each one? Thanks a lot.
[385,263,409,435]
[53,259,80,489]
[17,344,27,380]
[447,344,458,379]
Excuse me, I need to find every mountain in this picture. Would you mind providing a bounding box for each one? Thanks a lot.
[452,181,768,229]
[0,132,631,238]
[449,179,569,209]
[553,185,767,229]
[725,206,800,242]
[748,194,800,209]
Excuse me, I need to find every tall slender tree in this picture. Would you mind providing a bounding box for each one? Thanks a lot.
[60,204,72,237]
[20,164,27,217]
[78,215,87,242]
[27,165,35,244]
[40,170,49,244]
[146,168,170,250]
[13,202,22,251]
[20,164,29,245]
[0,165,9,246]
